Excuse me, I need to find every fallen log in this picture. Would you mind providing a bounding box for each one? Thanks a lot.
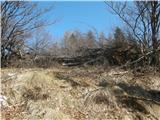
[62,62,82,66]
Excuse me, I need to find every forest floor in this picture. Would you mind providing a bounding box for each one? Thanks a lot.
[1,66,160,120]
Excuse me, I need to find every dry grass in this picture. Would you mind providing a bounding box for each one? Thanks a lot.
[1,66,160,120]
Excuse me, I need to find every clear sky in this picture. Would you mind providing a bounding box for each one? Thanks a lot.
[39,1,123,40]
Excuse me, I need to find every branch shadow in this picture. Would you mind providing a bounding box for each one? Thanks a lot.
[116,82,160,114]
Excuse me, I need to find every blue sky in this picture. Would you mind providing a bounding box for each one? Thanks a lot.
[39,1,123,40]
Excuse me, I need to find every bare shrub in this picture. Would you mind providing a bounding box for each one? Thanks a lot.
[84,88,117,108]
[22,86,49,101]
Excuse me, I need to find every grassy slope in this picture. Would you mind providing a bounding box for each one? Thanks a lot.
[1,66,160,120]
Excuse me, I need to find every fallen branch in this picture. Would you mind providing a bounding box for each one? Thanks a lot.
[119,49,160,68]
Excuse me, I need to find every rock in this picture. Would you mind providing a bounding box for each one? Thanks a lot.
[123,114,134,120]
[0,95,8,107]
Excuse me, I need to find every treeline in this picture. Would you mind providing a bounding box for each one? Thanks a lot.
[3,27,142,68]
[1,1,160,69]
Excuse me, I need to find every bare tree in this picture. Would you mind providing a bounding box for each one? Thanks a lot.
[99,32,107,47]
[105,1,160,65]
[62,30,85,57]
[31,28,52,56]
[85,30,96,48]
[1,1,56,67]
[48,42,61,56]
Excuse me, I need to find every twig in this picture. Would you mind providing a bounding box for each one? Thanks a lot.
[119,49,160,68]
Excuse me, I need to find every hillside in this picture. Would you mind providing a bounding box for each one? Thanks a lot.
[1,66,160,120]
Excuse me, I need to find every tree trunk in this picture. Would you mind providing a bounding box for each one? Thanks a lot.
[151,1,159,66]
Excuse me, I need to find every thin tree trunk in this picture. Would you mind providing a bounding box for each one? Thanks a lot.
[151,1,159,66]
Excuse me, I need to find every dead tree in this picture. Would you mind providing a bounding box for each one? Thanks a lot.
[105,1,160,66]
[1,1,56,67]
